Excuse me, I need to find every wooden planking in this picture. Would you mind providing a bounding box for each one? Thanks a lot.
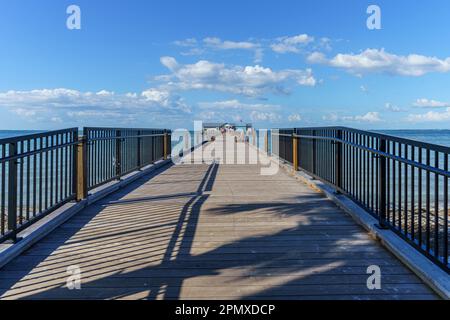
[0,140,439,300]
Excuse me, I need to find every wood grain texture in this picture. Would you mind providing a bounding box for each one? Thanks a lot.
[0,142,438,300]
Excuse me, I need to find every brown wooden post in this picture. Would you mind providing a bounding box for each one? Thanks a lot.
[265,130,269,154]
[293,134,298,172]
[76,135,88,201]
[163,131,168,160]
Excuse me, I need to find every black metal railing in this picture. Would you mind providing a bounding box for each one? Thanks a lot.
[0,128,79,242]
[272,126,449,273]
[84,127,170,190]
[0,127,171,243]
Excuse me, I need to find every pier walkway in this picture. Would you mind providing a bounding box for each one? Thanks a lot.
[0,141,438,299]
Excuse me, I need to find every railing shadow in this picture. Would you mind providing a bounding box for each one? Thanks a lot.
[0,162,436,300]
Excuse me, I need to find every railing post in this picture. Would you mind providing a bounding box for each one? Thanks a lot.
[335,129,343,191]
[7,142,19,242]
[163,131,168,160]
[265,130,269,154]
[115,130,122,178]
[76,135,88,201]
[312,130,317,175]
[137,130,142,169]
[377,138,389,229]
[292,133,298,172]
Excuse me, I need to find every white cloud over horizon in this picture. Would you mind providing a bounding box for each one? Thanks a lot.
[413,98,450,108]
[407,108,450,122]
[0,88,191,124]
[307,48,450,76]
[288,113,302,122]
[323,111,381,123]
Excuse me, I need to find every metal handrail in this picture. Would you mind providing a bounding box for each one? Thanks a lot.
[270,126,449,273]
[293,133,450,178]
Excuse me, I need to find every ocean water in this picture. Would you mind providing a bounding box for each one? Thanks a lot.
[377,130,450,148]
[0,130,43,140]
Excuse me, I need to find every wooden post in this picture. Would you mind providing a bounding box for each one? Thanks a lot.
[293,134,298,172]
[76,135,87,201]
[163,132,168,160]
[265,130,269,154]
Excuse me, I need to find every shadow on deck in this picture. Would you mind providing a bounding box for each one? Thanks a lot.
[0,159,438,300]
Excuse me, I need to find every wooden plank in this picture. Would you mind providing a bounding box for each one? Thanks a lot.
[0,143,439,300]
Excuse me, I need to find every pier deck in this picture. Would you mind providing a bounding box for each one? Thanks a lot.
[0,142,438,300]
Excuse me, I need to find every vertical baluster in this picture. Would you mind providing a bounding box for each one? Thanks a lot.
[411,146,415,241]
[398,143,402,231]
[434,150,439,258]
[50,135,54,207]
[33,139,37,217]
[26,139,30,221]
[1,146,6,235]
[418,148,423,246]
[404,145,408,235]
[426,148,431,251]
[7,142,18,242]
[444,153,448,266]
[55,134,59,204]
[19,141,23,224]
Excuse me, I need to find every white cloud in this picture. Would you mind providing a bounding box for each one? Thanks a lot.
[385,102,404,112]
[271,34,314,53]
[288,113,302,122]
[203,37,259,50]
[173,38,197,47]
[360,85,368,93]
[0,88,191,123]
[413,98,450,108]
[198,99,279,110]
[250,111,281,122]
[322,113,339,121]
[323,111,381,122]
[407,108,450,122]
[307,48,450,76]
[174,37,262,61]
[158,57,316,97]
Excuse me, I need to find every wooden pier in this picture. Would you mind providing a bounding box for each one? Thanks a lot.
[0,139,438,300]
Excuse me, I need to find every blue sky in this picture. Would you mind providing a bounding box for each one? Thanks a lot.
[1,0,450,130]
